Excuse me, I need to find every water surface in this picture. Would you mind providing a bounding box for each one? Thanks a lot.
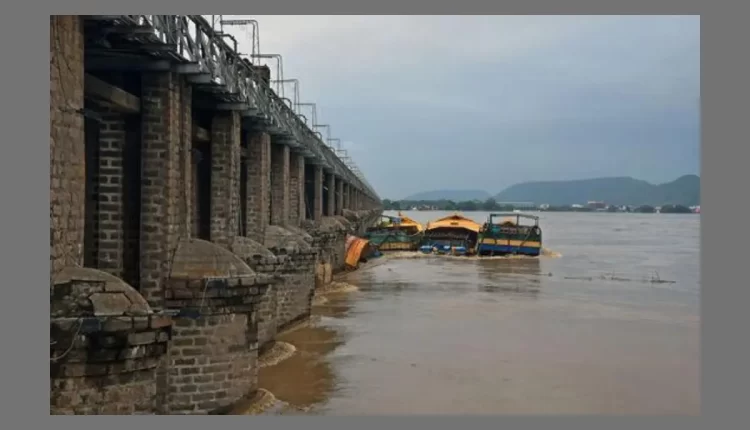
[258,211,700,415]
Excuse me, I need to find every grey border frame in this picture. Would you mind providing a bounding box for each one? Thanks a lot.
[13,0,746,425]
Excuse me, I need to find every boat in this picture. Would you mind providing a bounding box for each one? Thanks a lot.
[475,212,542,257]
[345,234,379,269]
[420,213,482,256]
[364,213,424,251]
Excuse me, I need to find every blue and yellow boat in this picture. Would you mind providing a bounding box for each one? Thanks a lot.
[475,213,543,257]
[365,213,424,251]
[419,213,481,256]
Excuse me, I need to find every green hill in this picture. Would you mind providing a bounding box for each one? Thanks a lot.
[493,175,700,206]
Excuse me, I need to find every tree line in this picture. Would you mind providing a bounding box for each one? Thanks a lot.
[382,199,695,214]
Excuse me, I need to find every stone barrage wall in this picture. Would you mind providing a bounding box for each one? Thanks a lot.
[166,315,258,414]
[50,315,171,415]
[50,16,383,416]
[50,15,85,277]
[274,253,318,330]
[253,266,279,350]
[50,270,173,415]
[163,275,272,414]
[249,236,318,348]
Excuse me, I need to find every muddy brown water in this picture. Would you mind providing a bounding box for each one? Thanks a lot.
[254,211,700,415]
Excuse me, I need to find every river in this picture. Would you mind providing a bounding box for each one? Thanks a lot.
[254,211,700,415]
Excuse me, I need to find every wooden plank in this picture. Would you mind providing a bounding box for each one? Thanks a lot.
[84,74,140,113]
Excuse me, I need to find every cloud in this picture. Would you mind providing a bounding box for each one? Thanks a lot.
[221,15,700,199]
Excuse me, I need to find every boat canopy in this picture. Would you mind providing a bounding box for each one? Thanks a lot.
[487,212,540,226]
[425,213,482,233]
[377,213,424,232]
[396,212,424,232]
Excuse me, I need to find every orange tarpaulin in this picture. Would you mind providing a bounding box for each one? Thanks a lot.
[345,236,370,269]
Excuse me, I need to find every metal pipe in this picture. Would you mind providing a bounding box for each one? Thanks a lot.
[270,79,300,112]
[250,54,283,96]
[220,18,260,60]
[281,97,294,110]
[189,18,373,196]
[296,102,317,127]
[314,124,331,145]
[215,32,238,52]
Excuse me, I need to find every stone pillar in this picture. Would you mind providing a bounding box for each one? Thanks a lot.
[210,111,241,248]
[326,172,335,217]
[246,131,271,243]
[288,151,305,226]
[335,177,344,215]
[270,144,290,226]
[342,183,348,210]
[313,165,323,221]
[50,15,85,276]
[180,82,193,239]
[139,71,186,309]
[347,184,353,210]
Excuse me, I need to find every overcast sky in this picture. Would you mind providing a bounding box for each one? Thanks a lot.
[220,15,700,200]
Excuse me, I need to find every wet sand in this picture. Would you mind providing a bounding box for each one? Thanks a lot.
[252,212,700,415]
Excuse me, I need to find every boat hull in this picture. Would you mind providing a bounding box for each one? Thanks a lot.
[476,239,542,257]
[365,231,423,252]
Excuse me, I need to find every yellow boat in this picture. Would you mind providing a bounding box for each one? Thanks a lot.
[476,212,543,257]
[395,212,424,233]
[365,212,424,251]
[420,213,482,255]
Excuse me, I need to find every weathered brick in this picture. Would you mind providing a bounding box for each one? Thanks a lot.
[270,144,290,226]
[139,71,192,310]
[313,165,324,220]
[335,176,344,215]
[210,111,241,248]
[50,15,85,276]
[288,151,305,226]
[325,172,336,216]
[245,131,271,243]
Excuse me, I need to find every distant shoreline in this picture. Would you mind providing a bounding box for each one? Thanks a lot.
[386,209,699,215]
[383,202,699,215]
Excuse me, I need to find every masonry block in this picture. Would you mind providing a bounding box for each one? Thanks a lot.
[326,173,335,217]
[246,131,271,243]
[288,151,305,226]
[313,165,324,221]
[94,109,126,279]
[50,267,172,415]
[139,71,190,309]
[335,177,344,216]
[342,182,350,211]
[167,315,258,415]
[50,15,85,277]
[270,144,290,226]
[210,111,241,248]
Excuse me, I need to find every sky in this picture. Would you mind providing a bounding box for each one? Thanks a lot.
[219,15,700,200]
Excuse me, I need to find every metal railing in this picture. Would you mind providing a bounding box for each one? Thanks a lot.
[90,15,379,201]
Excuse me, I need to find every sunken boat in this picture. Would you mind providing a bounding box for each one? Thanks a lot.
[364,213,424,251]
[419,213,481,256]
[476,212,542,257]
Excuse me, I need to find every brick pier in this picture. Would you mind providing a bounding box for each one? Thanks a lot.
[50,15,382,415]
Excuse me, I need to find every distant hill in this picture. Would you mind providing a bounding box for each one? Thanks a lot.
[493,175,700,206]
[403,189,491,201]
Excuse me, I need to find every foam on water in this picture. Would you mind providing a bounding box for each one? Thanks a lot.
[259,341,297,368]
